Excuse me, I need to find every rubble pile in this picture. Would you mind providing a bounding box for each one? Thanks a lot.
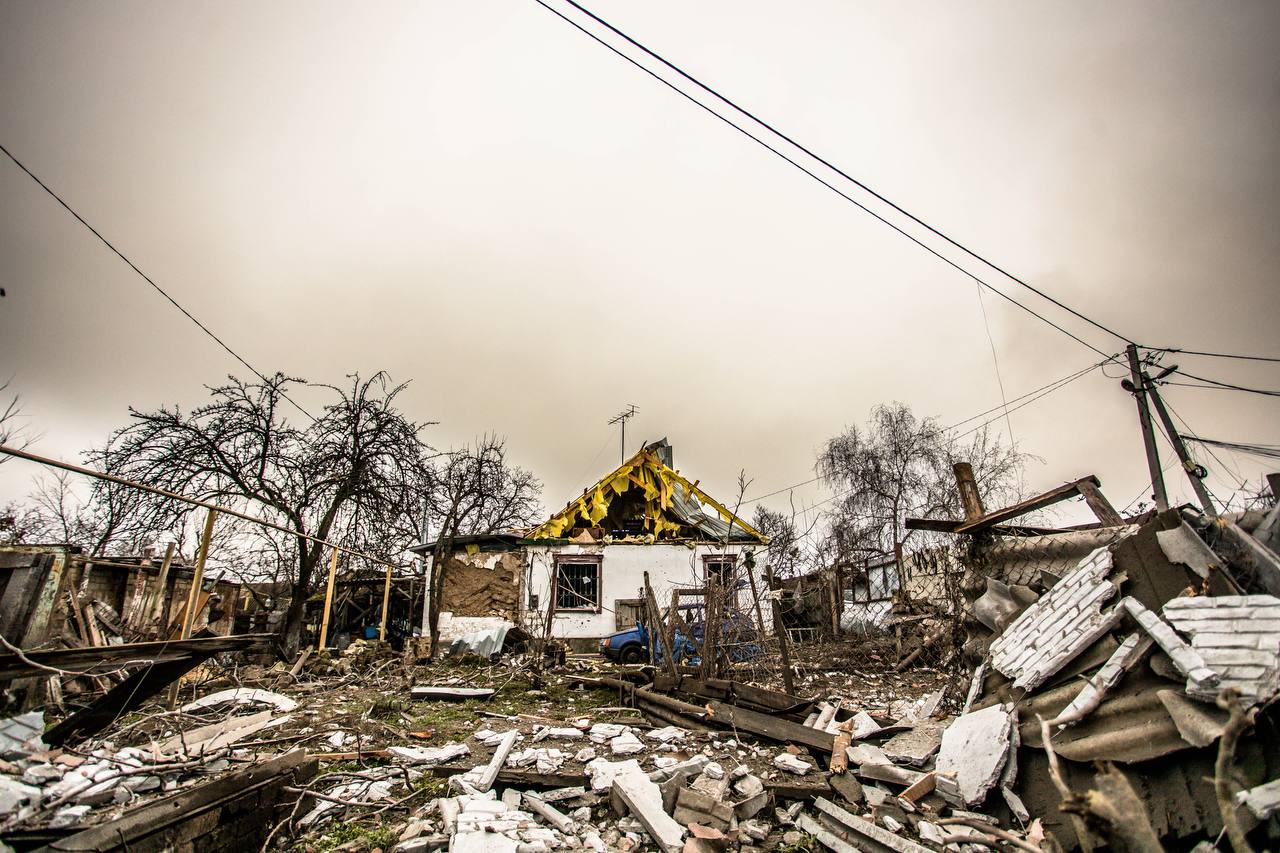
[1,504,1279,851]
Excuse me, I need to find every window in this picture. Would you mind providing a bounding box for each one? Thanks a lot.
[703,555,737,587]
[553,557,602,612]
[703,555,740,609]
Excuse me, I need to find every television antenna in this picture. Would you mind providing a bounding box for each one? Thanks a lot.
[607,405,639,463]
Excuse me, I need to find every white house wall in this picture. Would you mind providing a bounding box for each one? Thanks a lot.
[524,542,769,640]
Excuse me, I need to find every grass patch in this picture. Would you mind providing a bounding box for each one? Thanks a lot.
[307,822,397,852]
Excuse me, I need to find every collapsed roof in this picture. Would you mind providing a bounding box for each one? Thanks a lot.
[528,439,766,544]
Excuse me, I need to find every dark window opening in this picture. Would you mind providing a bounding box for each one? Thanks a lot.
[554,559,602,611]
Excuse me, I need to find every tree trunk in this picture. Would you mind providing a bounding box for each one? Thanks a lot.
[280,592,307,656]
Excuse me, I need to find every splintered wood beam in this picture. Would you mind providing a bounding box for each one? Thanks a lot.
[704,699,834,752]
[1076,478,1125,526]
[903,518,1067,536]
[0,634,270,682]
[953,476,1104,534]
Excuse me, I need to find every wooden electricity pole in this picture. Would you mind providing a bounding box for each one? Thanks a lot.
[1125,344,1169,512]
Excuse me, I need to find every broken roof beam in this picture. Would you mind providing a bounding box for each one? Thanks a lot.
[955,476,1110,534]
[904,518,1068,536]
[0,634,269,682]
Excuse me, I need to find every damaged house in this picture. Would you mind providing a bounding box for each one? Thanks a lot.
[416,440,769,651]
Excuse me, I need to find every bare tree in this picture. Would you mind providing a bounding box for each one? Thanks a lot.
[102,371,434,653]
[0,380,35,462]
[16,465,157,555]
[752,506,803,580]
[426,435,541,654]
[817,402,1027,568]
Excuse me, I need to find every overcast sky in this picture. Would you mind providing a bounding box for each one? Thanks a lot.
[2,0,1278,534]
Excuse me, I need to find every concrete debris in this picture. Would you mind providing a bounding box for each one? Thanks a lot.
[934,703,1014,807]
[1049,631,1155,727]
[1121,596,1220,692]
[180,687,298,713]
[881,720,944,766]
[846,711,881,740]
[1163,594,1280,703]
[609,731,645,755]
[1157,521,1224,578]
[645,726,686,743]
[771,753,812,775]
[989,546,1121,690]
[388,742,472,765]
[612,764,686,852]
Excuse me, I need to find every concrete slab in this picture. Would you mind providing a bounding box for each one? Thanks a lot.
[613,765,685,853]
[934,703,1014,808]
[881,721,945,767]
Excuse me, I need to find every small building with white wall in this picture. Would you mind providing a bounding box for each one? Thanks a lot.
[414,439,770,652]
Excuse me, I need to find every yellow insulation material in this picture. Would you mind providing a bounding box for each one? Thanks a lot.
[528,448,765,542]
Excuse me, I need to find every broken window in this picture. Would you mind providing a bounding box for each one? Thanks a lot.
[703,555,740,609]
[553,557,602,612]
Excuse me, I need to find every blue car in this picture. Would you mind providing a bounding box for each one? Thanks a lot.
[599,603,762,665]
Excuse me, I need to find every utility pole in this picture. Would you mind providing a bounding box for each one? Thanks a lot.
[607,404,639,464]
[1144,372,1218,517]
[1125,344,1169,512]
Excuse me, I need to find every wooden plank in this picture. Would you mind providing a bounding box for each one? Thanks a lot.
[1077,478,1125,526]
[954,477,1101,534]
[45,655,204,746]
[288,647,312,677]
[704,699,835,752]
[318,547,340,649]
[0,634,269,681]
[904,517,1069,536]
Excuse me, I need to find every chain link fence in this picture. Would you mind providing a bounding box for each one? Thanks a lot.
[718,525,1136,703]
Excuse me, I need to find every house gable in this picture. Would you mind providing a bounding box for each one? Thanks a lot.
[528,443,767,544]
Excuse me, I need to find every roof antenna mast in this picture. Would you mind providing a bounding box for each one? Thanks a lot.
[607,404,639,464]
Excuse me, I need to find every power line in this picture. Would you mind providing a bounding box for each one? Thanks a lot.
[1154,348,1280,364]
[944,356,1115,431]
[975,278,1015,443]
[547,0,1134,349]
[1169,371,1280,399]
[1182,436,1280,463]
[532,0,1117,360]
[0,143,319,423]
[740,477,822,507]
[951,362,1103,439]
[742,355,1115,508]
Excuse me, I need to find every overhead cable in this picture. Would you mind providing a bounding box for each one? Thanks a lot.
[0,143,319,423]
[1154,348,1280,364]
[1172,371,1280,399]
[533,0,1117,359]
[545,0,1134,349]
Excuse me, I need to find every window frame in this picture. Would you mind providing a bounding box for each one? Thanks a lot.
[551,555,604,614]
[702,554,739,587]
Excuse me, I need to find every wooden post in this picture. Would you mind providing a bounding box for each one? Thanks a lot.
[700,580,722,679]
[1268,474,1280,504]
[378,562,393,642]
[952,462,985,523]
[1126,344,1169,512]
[178,511,216,641]
[1145,378,1217,517]
[1076,478,1125,526]
[167,510,215,708]
[771,597,796,696]
[318,547,340,650]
